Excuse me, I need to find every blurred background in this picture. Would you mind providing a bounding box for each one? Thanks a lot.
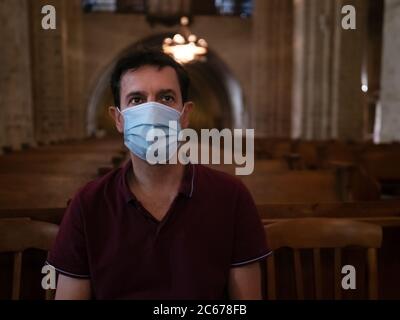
[0,0,396,145]
[1,0,400,300]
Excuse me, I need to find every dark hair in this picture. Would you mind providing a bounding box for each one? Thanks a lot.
[110,49,190,107]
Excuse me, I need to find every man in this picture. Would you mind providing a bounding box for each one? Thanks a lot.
[47,50,270,299]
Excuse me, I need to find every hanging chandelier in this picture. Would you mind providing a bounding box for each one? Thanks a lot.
[162,17,208,64]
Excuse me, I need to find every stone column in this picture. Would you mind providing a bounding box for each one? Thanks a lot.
[0,0,35,152]
[29,0,68,144]
[379,0,400,142]
[292,0,368,141]
[292,0,336,140]
[251,0,294,137]
[63,0,86,139]
[332,0,367,141]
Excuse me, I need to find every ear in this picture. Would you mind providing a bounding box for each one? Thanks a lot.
[181,101,194,129]
[108,106,124,133]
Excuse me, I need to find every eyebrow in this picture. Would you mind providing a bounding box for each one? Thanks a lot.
[157,89,177,97]
[125,91,147,101]
[124,89,178,101]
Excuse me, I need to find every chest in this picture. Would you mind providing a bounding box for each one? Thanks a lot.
[136,192,177,222]
[87,204,233,299]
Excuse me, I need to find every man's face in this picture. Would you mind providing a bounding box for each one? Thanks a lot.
[110,65,193,134]
[119,65,184,112]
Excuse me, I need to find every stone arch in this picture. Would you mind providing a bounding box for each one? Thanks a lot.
[86,33,245,136]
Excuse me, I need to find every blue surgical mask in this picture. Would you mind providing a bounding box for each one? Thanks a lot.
[118,102,184,163]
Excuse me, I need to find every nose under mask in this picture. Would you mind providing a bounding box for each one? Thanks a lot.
[118,102,185,163]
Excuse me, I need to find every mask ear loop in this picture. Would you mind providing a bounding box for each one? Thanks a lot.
[180,105,186,117]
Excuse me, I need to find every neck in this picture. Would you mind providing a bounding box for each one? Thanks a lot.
[128,154,185,196]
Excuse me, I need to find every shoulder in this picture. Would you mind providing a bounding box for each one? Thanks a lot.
[194,164,250,196]
[192,165,259,223]
[71,165,125,208]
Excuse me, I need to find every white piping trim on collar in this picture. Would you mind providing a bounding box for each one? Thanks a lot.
[189,164,195,198]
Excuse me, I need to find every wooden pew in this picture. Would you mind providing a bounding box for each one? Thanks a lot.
[257,200,400,223]
[241,170,340,204]
[0,211,63,299]
[323,141,360,166]
[292,140,324,169]
[210,158,380,203]
[243,168,379,204]
[0,153,116,176]
[206,159,289,176]
[264,219,382,300]
[0,137,125,171]
[3,201,397,226]
[252,139,400,200]
[361,150,400,190]
[0,208,64,224]
[0,173,90,209]
[257,201,400,299]
[0,137,124,298]
[254,138,293,159]
[0,218,58,300]
[1,200,400,299]
[0,138,126,210]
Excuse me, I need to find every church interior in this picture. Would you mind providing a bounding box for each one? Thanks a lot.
[1,0,400,300]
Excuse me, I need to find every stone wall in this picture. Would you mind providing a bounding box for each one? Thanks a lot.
[29,0,85,144]
[81,13,254,134]
[292,0,368,141]
[251,0,294,138]
[1,0,397,147]
[0,0,35,152]
[29,0,67,144]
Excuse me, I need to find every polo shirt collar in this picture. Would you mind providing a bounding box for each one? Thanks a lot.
[120,160,195,204]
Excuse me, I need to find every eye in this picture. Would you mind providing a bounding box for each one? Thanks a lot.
[129,96,144,105]
[161,95,175,103]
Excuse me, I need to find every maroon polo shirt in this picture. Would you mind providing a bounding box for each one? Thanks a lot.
[47,161,270,299]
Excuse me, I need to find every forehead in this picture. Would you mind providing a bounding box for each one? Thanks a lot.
[120,65,181,94]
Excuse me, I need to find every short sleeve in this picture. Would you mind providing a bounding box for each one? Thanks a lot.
[46,193,90,278]
[231,182,271,267]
